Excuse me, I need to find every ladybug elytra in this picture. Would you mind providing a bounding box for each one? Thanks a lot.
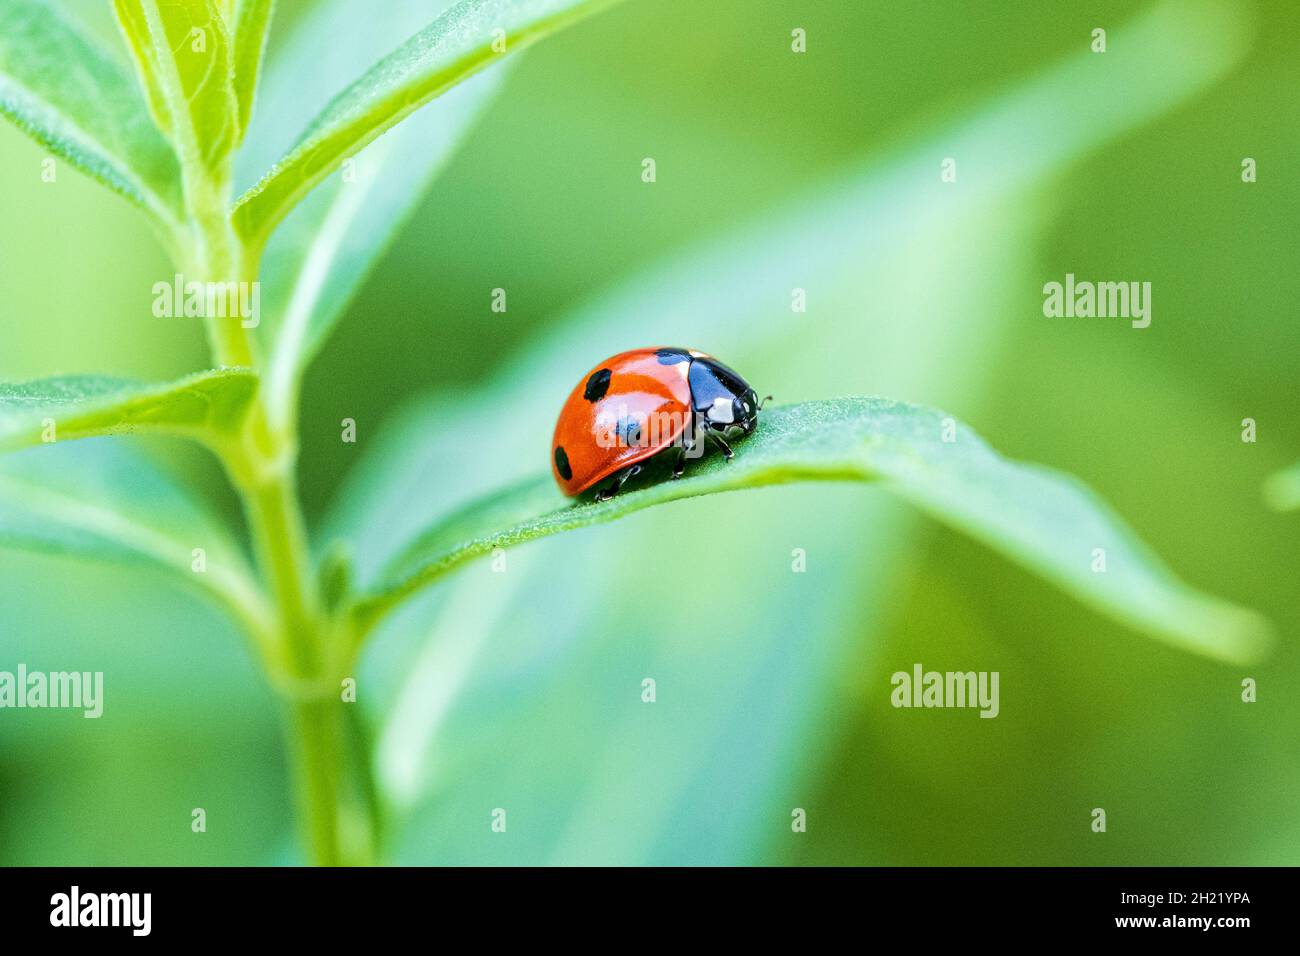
[551,347,766,501]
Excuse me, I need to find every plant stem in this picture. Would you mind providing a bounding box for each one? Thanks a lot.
[191,204,360,866]
[289,695,345,866]
[243,457,351,866]
[245,461,322,677]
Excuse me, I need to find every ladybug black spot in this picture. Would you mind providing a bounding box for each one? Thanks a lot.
[655,348,691,365]
[617,415,644,447]
[554,445,572,481]
[584,368,612,402]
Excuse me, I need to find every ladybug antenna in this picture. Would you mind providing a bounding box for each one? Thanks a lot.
[758,395,773,410]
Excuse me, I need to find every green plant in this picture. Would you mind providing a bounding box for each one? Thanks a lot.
[0,0,1273,865]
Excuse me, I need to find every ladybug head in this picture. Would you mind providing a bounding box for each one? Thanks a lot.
[701,385,761,441]
[690,355,762,440]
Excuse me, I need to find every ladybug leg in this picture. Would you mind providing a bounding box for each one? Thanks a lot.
[673,426,701,479]
[706,427,735,461]
[594,464,641,502]
[671,444,688,479]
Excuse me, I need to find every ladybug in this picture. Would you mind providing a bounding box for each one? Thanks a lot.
[551,347,767,501]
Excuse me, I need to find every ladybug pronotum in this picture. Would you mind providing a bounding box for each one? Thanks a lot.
[551,347,766,501]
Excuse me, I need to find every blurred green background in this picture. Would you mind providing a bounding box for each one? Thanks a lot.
[1,0,1297,864]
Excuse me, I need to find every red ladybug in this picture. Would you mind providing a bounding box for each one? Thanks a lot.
[551,347,766,500]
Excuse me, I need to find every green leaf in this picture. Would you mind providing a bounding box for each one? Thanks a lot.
[245,0,507,426]
[113,0,239,184]
[232,0,621,249]
[231,0,274,137]
[353,398,1270,665]
[0,368,258,452]
[1265,462,1300,512]
[0,438,272,645]
[0,0,183,226]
